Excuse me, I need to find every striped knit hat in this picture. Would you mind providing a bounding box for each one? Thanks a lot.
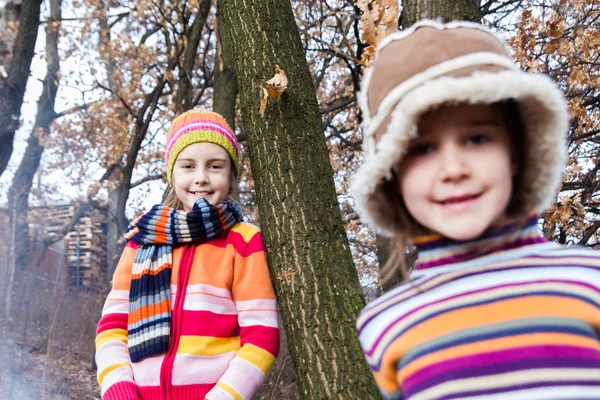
[165,110,240,184]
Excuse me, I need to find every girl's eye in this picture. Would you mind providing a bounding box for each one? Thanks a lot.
[208,164,223,170]
[181,164,194,169]
[407,143,434,156]
[466,134,490,145]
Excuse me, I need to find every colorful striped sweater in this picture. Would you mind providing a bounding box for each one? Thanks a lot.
[95,222,279,400]
[357,216,600,400]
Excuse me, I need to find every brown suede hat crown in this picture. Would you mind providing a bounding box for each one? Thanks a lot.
[352,20,568,235]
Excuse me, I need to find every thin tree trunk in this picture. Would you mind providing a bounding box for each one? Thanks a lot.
[213,10,238,128]
[0,0,43,176]
[174,0,211,114]
[96,1,126,281]
[375,234,397,293]
[219,1,380,398]
[401,0,481,28]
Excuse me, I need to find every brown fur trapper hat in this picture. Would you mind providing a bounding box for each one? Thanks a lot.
[352,19,568,235]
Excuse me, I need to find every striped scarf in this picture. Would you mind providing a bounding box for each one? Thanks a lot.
[124,198,243,362]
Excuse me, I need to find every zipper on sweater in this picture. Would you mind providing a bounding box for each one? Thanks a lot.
[160,244,195,400]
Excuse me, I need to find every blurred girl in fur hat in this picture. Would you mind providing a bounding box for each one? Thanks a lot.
[353,19,600,400]
[95,110,279,400]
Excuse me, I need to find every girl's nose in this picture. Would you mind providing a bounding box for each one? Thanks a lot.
[193,169,209,184]
[439,144,470,182]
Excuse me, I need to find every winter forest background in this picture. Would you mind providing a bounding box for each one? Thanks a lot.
[0,0,598,398]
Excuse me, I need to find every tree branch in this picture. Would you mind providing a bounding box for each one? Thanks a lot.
[130,173,165,188]
[321,96,356,114]
[578,221,600,246]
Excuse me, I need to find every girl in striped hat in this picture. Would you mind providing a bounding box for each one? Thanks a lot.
[353,20,600,399]
[95,110,279,400]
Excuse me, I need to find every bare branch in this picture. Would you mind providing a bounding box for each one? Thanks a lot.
[130,173,165,188]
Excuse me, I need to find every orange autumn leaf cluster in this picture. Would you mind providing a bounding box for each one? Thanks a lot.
[355,0,398,67]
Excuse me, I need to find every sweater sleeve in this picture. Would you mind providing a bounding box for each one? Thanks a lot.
[95,241,140,400]
[205,226,280,400]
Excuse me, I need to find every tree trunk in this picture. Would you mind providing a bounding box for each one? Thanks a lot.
[105,168,130,280]
[375,234,397,293]
[401,0,481,28]
[174,0,211,115]
[0,0,43,176]
[212,10,238,129]
[219,1,380,398]
[5,0,61,318]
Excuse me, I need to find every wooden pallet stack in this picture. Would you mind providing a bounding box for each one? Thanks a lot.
[29,204,107,291]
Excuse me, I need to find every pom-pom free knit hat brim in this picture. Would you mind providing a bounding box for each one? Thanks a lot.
[351,20,568,235]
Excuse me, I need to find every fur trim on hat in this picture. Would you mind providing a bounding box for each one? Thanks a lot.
[352,69,568,235]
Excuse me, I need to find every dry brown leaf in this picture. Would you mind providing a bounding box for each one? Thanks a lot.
[360,11,377,45]
[266,65,288,99]
[259,65,288,117]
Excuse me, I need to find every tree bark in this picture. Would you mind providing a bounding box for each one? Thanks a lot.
[0,0,43,177]
[212,9,238,129]
[401,0,481,28]
[219,1,380,398]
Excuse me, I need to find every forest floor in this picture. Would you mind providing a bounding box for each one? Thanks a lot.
[0,315,298,399]
[0,316,99,399]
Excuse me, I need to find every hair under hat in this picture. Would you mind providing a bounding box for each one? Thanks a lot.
[165,110,239,184]
[352,19,569,235]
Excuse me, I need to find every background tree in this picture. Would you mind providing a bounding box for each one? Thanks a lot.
[401,0,480,27]
[0,0,43,176]
[5,0,63,318]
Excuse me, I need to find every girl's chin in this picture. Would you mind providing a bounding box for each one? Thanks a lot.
[418,221,491,242]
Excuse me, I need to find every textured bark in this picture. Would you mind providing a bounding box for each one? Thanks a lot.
[219,1,380,398]
[5,0,61,318]
[0,0,43,176]
[401,0,481,28]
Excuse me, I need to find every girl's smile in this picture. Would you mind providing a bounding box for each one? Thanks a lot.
[435,192,482,210]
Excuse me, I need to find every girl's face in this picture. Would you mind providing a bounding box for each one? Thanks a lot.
[396,103,516,241]
[172,142,232,211]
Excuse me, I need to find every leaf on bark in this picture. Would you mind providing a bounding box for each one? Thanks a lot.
[259,65,288,117]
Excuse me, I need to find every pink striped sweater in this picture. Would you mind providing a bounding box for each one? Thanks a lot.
[95,222,280,400]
